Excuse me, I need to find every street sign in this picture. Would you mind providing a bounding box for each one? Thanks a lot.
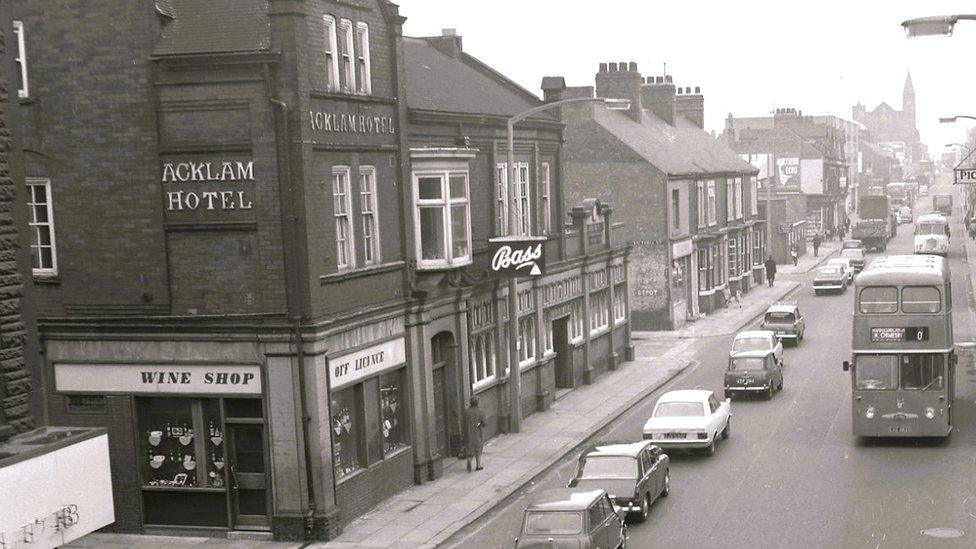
[487,236,547,278]
[954,168,976,185]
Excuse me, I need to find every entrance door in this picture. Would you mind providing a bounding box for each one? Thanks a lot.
[432,367,447,457]
[553,316,573,390]
[227,424,269,529]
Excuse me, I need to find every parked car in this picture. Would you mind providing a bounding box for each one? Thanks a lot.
[567,441,670,523]
[813,264,849,294]
[826,257,855,281]
[724,349,783,400]
[516,489,627,549]
[729,330,783,367]
[839,248,866,273]
[841,239,864,251]
[760,304,806,345]
[642,390,731,456]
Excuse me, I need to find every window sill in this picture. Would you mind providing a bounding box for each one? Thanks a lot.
[33,274,61,285]
[320,261,405,285]
[472,376,502,394]
[589,326,610,338]
[416,258,473,272]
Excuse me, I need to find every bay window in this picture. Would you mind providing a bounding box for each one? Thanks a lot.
[413,169,472,269]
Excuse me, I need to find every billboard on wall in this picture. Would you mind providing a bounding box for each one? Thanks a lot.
[877,141,906,164]
[800,159,824,195]
[776,157,800,188]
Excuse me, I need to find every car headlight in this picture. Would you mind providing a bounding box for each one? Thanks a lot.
[865,406,876,419]
[696,432,708,440]
[925,407,936,419]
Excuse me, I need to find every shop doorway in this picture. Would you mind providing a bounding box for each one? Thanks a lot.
[227,423,269,529]
[430,332,455,459]
[553,316,573,392]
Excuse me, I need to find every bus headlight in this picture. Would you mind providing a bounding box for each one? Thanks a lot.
[865,406,876,419]
[925,407,936,419]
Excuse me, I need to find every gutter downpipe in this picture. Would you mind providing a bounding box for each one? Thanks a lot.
[265,62,319,538]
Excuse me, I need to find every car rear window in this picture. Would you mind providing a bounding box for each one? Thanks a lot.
[729,357,766,371]
[859,286,898,314]
[817,266,842,276]
[653,401,705,417]
[580,456,637,479]
[732,337,770,352]
[841,250,862,259]
[764,312,794,323]
[523,511,583,535]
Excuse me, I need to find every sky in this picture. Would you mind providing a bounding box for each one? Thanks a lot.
[397,0,976,159]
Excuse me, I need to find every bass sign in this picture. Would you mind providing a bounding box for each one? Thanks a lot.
[487,237,547,278]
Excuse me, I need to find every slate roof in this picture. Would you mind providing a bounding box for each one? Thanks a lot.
[592,105,756,177]
[153,0,271,57]
[403,37,550,119]
[731,126,825,158]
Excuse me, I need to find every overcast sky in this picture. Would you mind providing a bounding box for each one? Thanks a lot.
[398,0,976,158]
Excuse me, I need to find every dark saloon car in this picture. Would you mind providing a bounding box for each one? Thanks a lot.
[516,489,627,549]
[724,350,783,400]
[568,441,669,523]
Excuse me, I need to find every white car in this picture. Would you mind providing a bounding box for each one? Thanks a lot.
[642,390,731,456]
[826,257,854,282]
[729,330,784,367]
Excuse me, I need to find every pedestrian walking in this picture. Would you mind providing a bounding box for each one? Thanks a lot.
[812,233,821,257]
[836,226,843,242]
[845,218,851,233]
[764,255,776,287]
[969,218,976,240]
[465,397,486,472]
[790,245,798,266]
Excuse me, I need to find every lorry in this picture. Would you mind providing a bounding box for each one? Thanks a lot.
[933,193,953,216]
[853,195,891,252]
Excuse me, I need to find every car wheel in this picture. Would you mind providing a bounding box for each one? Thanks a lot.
[661,470,670,497]
[725,390,732,400]
[778,378,784,391]
[636,493,650,523]
[705,438,716,456]
[618,526,628,549]
[721,418,731,439]
[814,290,822,296]
[766,385,774,400]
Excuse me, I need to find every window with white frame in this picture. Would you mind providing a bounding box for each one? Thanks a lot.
[543,311,554,354]
[589,290,609,333]
[332,167,355,270]
[470,330,496,388]
[707,180,717,225]
[414,169,472,268]
[355,22,371,94]
[571,300,584,342]
[734,177,743,219]
[26,178,56,276]
[540,162,551,235]
[13,21,28,99]
[726,179,734,220]
[728,237,738,277]
[359,166,380,265]
[338,19,356,92]
[518,316,536,367]
[322,15,340,91]
[750,176,759,215]
[614,286,626,323]
[696,181,705,228]
[495,163,508,235]
[514,162,531,235]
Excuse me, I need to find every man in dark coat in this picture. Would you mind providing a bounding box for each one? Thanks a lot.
[812,233,821,257]
[465,397,486,471]
[764,255,776,287]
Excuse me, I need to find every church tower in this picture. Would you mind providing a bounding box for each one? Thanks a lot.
[903,71,916,126]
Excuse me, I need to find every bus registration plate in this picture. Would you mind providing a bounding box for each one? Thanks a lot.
[871,327,929,342]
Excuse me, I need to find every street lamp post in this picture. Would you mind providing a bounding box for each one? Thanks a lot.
[504,96,606,433]
[902,14,976,37]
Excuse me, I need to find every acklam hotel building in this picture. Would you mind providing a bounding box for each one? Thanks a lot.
[9,0,417,541]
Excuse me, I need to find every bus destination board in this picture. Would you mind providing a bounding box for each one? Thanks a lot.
[871,327,929,342]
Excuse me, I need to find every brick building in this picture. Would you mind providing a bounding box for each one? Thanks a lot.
[10,0,415,540]
[545,63,761,330]
[402,32,632,461]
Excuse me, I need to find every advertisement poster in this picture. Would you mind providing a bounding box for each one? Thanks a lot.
[776,157,800,188]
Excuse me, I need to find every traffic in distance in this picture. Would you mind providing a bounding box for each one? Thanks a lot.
[503,182,969,549]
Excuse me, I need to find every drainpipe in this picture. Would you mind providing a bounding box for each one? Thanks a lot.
[264,63,319,537]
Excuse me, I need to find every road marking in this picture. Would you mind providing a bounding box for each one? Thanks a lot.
[920,527,964,539]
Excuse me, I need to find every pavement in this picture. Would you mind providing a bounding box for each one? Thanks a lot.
[66,242,830,549]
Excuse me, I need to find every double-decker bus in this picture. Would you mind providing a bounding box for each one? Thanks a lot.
[913,213,950,256]
[843,255,955,437]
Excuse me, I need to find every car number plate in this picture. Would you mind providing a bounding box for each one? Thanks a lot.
[737,378,751,384]
[662,432,685,439]
[890,426,912,433]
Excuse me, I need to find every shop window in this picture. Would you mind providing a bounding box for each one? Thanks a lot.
[589,290,609,334]
[65,394,106,414]
[543,312,554,354]
[614,285,627,323]
[331,386,364,480]
[541,162,552,235]
[139,398,199,488]
[413,170,471,269]
[518,316,536,367]
[355,22,372,94]
[359,166,380,265]
[571,300,584,343]
[26,178,57,277]
[470,330,497,388]
[13,21,28,99]
[322,15,339,91]
[379,370,407,455]
[332,167,355,270]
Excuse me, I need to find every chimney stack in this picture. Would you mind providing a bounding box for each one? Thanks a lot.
[427,28,463,58]
[595,61,643,121]
[675,84,704,129]
[641,75,676,126]
[541,76,567,103]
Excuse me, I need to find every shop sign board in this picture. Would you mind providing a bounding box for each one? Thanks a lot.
[954,168,976,184]
[778,222,793,234]
[487,236,547,278]
[330,337,406,390]
[671,238,693,259]
[54,363,262,395]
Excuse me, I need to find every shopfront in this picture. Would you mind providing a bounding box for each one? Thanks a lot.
[670,237,693,324]
[52,362,270,532]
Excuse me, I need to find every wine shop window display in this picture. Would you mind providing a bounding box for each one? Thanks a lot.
[140,398,226,489]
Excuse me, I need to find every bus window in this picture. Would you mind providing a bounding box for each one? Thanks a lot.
[901,355,944,390]
[902,287,941,313]
[914,223,946,236]
[855,355,897,390]
[858,287,898,314]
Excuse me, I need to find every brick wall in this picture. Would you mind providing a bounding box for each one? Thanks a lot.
[334,447,413,526]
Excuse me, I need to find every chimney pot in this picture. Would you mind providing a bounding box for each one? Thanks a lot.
[608,62,618,72]
[599,62,608,72]
[665,75,673,83]
[618,61,627,71]
[695,86,701,94]
[655,76,663,84]
[442,28,456,36]
[629,61,638,72]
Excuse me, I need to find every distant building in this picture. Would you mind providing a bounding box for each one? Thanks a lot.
[853,73,921,164]
[545,63,761,330]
